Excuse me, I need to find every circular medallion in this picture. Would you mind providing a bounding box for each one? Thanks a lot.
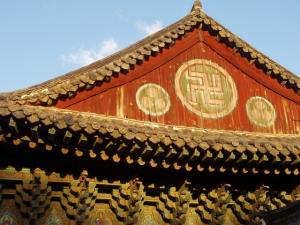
[136,83,171,116]
[175,59,238,118]
[246,96,276,127]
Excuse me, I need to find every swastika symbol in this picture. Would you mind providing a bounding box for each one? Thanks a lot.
[175,59,238,119]
[185,71,225,107]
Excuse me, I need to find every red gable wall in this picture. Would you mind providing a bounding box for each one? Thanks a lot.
[55,29,300,134]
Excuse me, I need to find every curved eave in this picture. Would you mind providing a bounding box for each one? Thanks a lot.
[0,101,300,176]
[1,8,300,106]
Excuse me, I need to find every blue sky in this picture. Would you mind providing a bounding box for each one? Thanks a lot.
[0,0,299,92]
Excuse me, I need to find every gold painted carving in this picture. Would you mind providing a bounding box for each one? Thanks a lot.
[136,83,171,116]
[246,97,276,127]
[175,59,238,118]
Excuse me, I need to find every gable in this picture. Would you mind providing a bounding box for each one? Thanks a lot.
[54,29,300,134]
[3,4,300,136]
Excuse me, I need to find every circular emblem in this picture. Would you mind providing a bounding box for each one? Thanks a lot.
[175,59,238,118]
[246,96,276,127]
[136,83,171,116]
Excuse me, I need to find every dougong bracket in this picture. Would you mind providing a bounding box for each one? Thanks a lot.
[15,168,52,224]
[157,181,192,224]
[110,178,145,224]
[60,170,98,224]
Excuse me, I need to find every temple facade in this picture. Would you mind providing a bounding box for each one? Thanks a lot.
[1,1,300,224]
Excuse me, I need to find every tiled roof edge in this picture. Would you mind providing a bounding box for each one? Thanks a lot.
[0,102,300,175]
[2,8,300,106]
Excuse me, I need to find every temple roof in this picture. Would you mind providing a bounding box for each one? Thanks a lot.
[1,1,299,106]
[0,101,299,176]
[1,1,300,175]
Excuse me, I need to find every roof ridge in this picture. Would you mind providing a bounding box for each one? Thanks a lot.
[4,7,300,106]
[5,12,194,104]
